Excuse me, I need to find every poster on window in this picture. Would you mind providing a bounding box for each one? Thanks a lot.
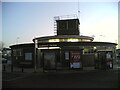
[70,51,81,68]
[71,52,80,61]
[70,62,81,68]
[106,52,112,59]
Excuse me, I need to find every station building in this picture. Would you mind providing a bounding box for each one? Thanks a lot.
[10,15,117,71]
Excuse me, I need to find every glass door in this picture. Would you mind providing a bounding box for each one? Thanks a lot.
[43,52,56,70]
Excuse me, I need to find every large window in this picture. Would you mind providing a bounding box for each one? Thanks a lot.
[25,53,32,60]
[13,50,16,56]
[68,20,76,29]
[12,49,23,56]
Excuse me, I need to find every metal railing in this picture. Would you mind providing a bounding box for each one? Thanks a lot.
[54,14,78,21]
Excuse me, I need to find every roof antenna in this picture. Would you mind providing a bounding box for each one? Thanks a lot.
[78,0,81,35]
[78,0,80,19]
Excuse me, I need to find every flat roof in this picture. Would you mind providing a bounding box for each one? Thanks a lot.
[38,41,117,46]
[10,43,34,48]
[33,35,94,41]
[10,41,117,49]
[56,19,80,24]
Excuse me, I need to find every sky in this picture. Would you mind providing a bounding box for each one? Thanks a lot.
[1,0,119,48]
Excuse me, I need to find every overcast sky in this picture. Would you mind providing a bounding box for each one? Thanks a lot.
[1,0,119,48]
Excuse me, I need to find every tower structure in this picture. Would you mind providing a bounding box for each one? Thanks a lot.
[54,15,80,35]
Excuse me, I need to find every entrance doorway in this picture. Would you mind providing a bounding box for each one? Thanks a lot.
[43,52,56,70]
[97,50,113,70]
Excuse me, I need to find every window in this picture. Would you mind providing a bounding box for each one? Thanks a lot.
[25,53,32,60]
[13,49,23,56]
[68,20,76,29]
[106,52,112,59]
[17,49,23,56]
[58,21,67,30]
[13,50,16,56]
[65,52,69,60]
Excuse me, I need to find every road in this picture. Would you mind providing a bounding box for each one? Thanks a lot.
[2,70,119,88]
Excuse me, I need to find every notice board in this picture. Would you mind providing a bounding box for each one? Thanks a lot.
[70,51,81,68]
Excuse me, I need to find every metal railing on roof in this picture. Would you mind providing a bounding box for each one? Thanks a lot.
[54,14,79,35]
[54,14,78,21]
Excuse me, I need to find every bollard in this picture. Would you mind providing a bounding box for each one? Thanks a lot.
[22,66,24,72]
[11,64,13,72]
[3,64,5,71]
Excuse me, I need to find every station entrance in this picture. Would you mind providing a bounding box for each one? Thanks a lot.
[40,48,83,71]
[95,50,113,70]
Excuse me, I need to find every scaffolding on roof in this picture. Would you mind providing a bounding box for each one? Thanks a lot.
[54,14,78,21]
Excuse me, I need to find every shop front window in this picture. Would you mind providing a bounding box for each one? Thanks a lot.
[25,53,32,60]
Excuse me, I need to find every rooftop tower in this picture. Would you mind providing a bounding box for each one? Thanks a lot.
[54,15,80,35]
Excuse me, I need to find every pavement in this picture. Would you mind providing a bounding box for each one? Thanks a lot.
[2,62,119,82]
[1,62,119,89]
[2,68,119,88]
